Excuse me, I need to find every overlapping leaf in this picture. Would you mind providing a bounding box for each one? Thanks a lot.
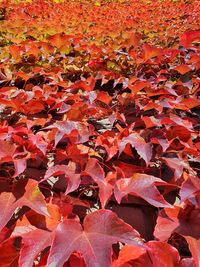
[0,179,49,232]
[47,209,143,267]
[0,0,199,266]
[114,173,174,208]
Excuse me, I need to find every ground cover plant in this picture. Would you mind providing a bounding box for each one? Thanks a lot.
[0,0,200,266]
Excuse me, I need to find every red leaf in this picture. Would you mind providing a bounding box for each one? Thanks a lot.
[0,179,49,231]
[175,64,192,75]
[65,253,86,267]
[0,140,16,163]
[43,162,81,195]
[180,31,200,47]
[19,228,52,267]
[47,33,70,49]
[12,204,61,267]
[119,133,152,165]
[184,237,200,267]
[13,158,27,178]
[162,157,188,180]
[9,44,21,60]
[113,241,180,267]
[154,207,179,241]
[0,141,27,176]
[178,258,195,267]
[96,91,112,105]
[17,180,50,217]
[45,121,90,146]
[180,176,200,208]
[143,44,163,60]
[147,241,180,267]
[22,100,45,115]
[0,238,19,266]
[114,173,173,207]
[47,209,143,267]
[84,158,105,181]
[127,32,141,47]
[154,204,200,240]
[128,80,150,94]
[0,192,16,233]
[112,245,146,266]
[84,158,113,208]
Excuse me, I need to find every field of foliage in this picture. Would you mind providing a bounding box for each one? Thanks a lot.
[0,0,200,266]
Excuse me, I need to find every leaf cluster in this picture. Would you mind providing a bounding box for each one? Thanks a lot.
[0,1,200,266]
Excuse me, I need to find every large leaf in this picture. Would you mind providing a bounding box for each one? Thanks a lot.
[47,209,143,267]
[114,173,173,207]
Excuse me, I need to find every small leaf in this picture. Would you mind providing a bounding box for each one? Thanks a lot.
[119,133,152,165]
[143,44,162,60]
[0,192,16,232]
[42,162,81,195]
[84,158,113,208]
[180,176,200,208]
[175,64,192,75]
